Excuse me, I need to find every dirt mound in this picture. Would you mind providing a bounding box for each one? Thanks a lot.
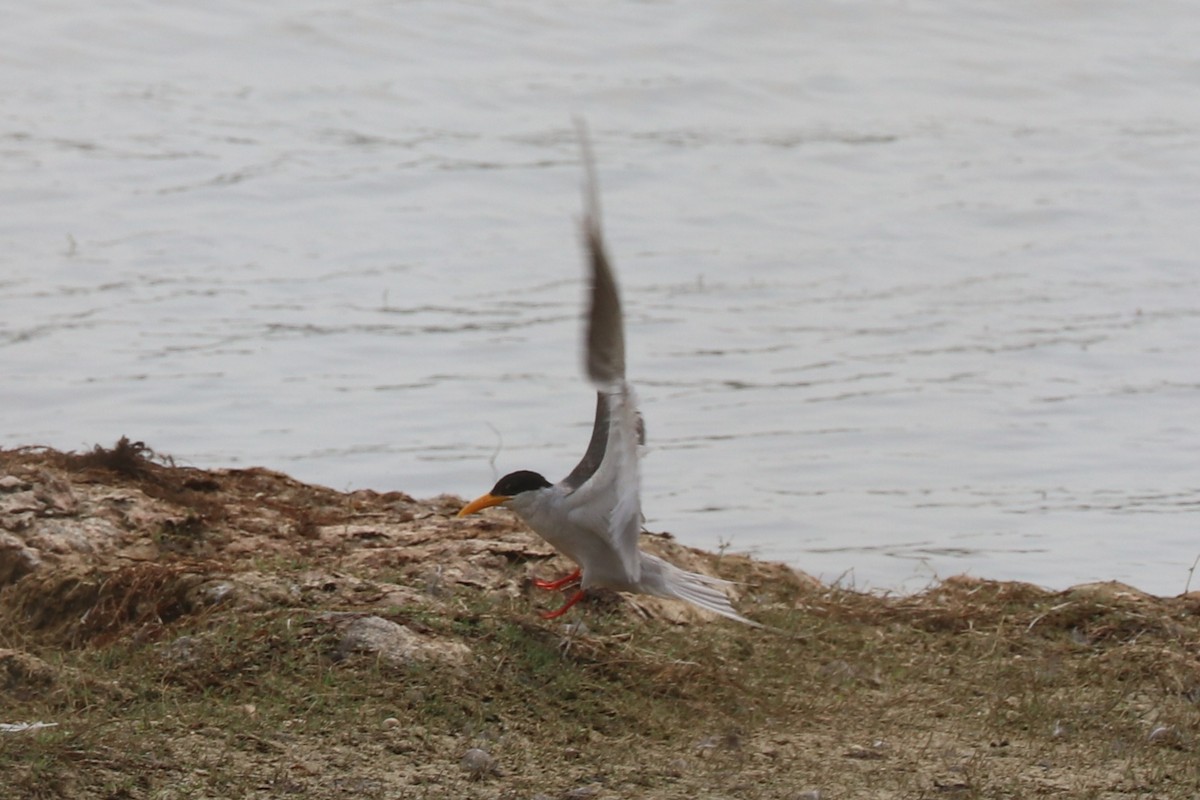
[2,441,1198,799]
[1,439,794,649]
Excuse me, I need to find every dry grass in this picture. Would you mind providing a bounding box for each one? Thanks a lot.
[2,443,1199,799]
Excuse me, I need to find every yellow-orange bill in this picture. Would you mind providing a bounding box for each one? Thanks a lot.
[456,493,509,518]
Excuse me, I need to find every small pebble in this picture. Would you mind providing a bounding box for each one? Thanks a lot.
[460,747,494,778]
[1148,725,1178,744]
[382,717,400,729]
[844,744,886,760]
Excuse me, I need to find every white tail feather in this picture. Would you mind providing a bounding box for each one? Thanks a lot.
[640,554,762,627]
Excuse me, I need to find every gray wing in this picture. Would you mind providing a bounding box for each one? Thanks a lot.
[561,392,645,491]
[561,122,633,492]
[561,392,609,491]
[559,122,644,582]
[579,124,625,389]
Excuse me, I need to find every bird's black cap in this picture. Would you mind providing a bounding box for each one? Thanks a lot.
[491,470,551,497]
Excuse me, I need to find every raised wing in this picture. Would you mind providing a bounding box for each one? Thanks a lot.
[558,123,643,583]
[579,129,625,389]
[561,392,608,491]
[561,391,645,493]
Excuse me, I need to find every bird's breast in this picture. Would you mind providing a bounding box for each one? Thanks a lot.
[520,503,638,590]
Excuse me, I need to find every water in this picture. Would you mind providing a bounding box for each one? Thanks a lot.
[3,0,1198,595]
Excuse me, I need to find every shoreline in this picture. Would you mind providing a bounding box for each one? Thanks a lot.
[2,439,1198,798]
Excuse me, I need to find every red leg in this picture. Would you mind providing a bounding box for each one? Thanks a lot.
[540,589,586,620]
[532,568,581,591]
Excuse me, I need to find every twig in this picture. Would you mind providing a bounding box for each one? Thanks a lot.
[1184,552,1200,594]
[484,422,503,479]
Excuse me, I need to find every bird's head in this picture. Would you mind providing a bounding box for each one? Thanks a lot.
[457,470,552,518]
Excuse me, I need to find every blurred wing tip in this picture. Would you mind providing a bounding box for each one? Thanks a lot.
[575,120,603,229]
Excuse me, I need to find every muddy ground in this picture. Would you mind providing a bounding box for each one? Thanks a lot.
[1,439,1198,799]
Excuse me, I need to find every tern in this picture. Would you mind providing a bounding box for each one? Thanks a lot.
[458,132,759,627]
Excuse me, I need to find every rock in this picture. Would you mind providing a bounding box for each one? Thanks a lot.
[1148,725,1184,746]
[0,533,41,584]
[160,635,203,665]
[335,616,471,668]
[1066,581,1154,603]
[0,649,58,695]
[184,576,280,611]
[26,518,111,555]
[460,747,495,778]
[0,490,43,518]
[0,475,29,492]
[33,473,78,516]
[188,580,237,607]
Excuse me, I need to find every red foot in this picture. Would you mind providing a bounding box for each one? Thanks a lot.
[532,568,582,591]
[540,589,586,619]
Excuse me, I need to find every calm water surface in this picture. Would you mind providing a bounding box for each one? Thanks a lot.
[3,1,1199,594]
